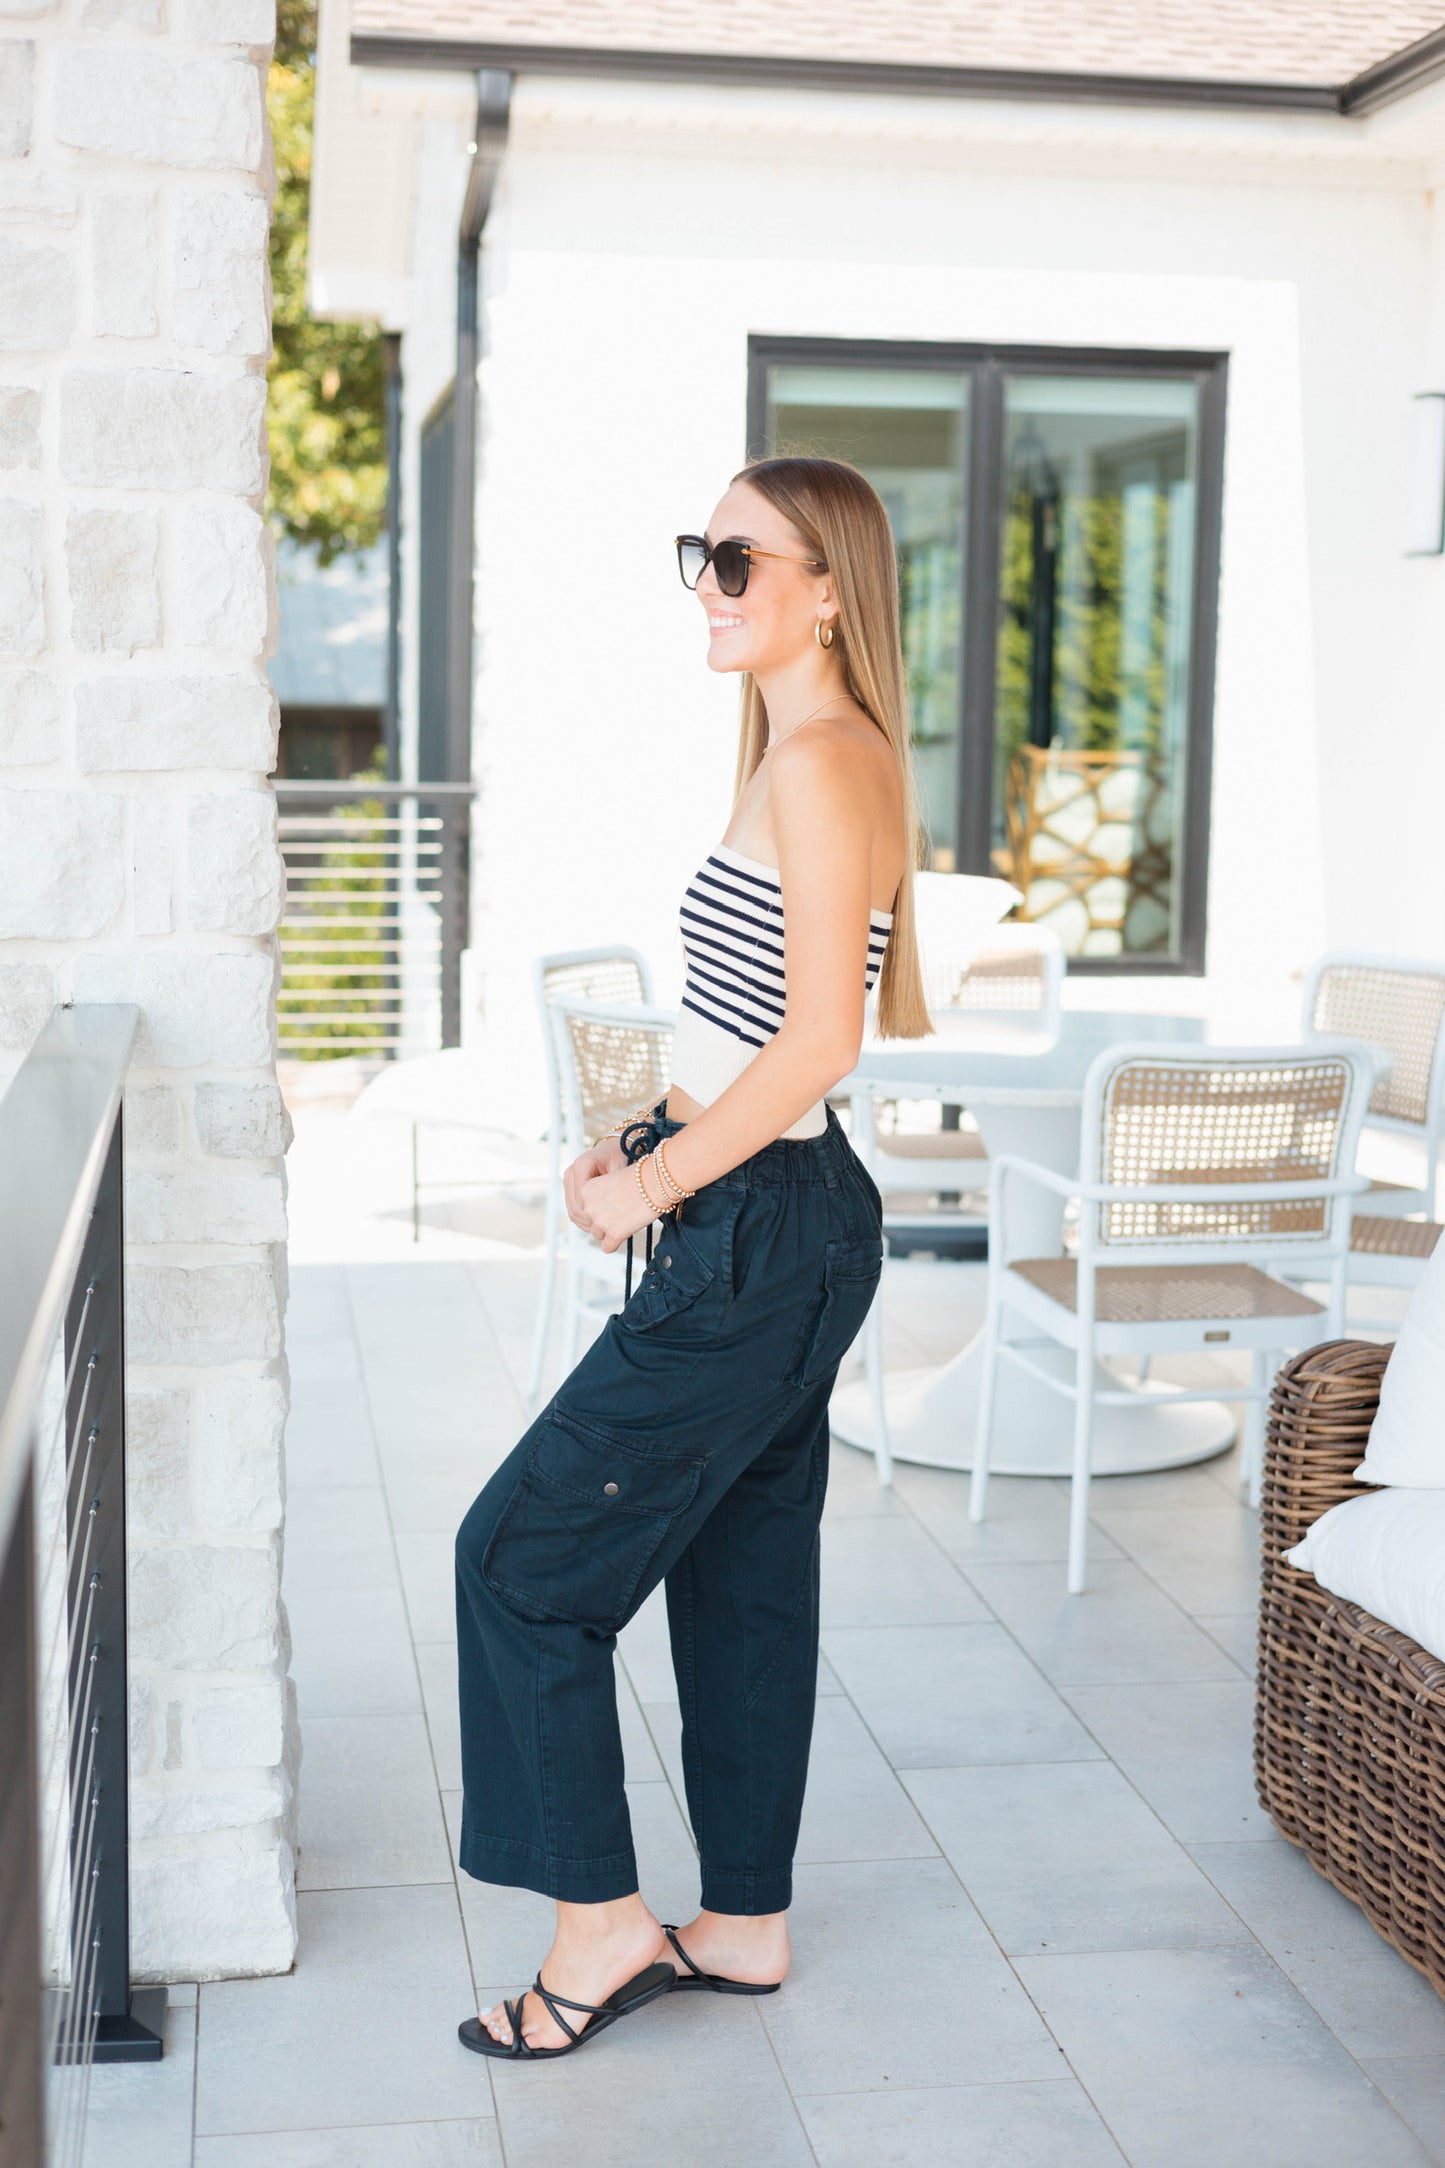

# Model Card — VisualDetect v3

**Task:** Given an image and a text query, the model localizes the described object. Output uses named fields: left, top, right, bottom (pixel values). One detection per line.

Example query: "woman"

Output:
left=454, top=454, right=933, bottom=2060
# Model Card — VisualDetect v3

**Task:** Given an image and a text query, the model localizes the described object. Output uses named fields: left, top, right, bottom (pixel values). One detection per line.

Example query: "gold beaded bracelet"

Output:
left=593, top=1100, right=663, bottom=1150
left=653, top=1137, right=695, bottom=1202
left=633, top=1158, right=668, bottom=1217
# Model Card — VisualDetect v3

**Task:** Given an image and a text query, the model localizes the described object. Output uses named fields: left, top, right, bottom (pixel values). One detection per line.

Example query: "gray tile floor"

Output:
left=86, top=1117, right=1445, bottom=2168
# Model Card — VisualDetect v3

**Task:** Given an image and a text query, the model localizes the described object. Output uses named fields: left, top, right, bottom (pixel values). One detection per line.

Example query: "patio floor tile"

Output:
left=283, top=1381, right=380, bottom=1487
left=285, top=1585, right=421, bottom=1718
left=393, top=1528, right=460, bottom=1643
left=1192, top=1840, right=1445, bottom=2059
left=820, top=1516, right=991, bottom=1627
left=194, top=2122, right=502, bottom=2166
left=962, top=1558, right=1244, bottom=1687
left=797, top=2078, right=1127, bottom=2166
left=195, top=1885, right=483, bottom=2135
left=80, top=1999, right=197, bottom=2168
left=1016, top=1944, right=1432, bottom=2167
left=414, top=1637, right=461, bottom=1789
left=282, top=1484, right=397, bottom=1595
left=893, top=1460, right=1126, bottom=1568
left=1060, top=1680, right=1275, bottom=1844
left=485, top=1994, right=814, bottom=2168
left=294, top=1713, right=453, bottom=1890
left=1363, top=2059, right=1445, bottom=2160
left=760, top=1856, right=1064, bottom=2094
left=1195, top=1613, right=1258, bottom=1672
left=1085, top=1504, right=1262, bottom=1615
left=902, top=1761, right=1252, bottom=1956
left=822, top=1620, right=1104, bottom=1768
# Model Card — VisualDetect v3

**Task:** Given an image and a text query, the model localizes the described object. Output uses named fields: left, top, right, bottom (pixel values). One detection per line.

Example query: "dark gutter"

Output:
left=351, top=27, right=1445, bottom=118
left=1341, top=23, right=1445, bottom=115
left=351, top=35, right=1343, bottom=112
left=448, top=66, right=511, bottom=787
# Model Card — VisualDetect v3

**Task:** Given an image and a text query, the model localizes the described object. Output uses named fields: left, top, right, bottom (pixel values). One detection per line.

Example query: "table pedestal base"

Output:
left=828, top=1342, right=1237, bottom=1477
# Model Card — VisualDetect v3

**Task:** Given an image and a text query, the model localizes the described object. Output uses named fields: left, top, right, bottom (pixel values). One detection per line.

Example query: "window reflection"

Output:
left=764, top=366, right=968, bottom=867
left=994, top=377, right=1198, bottom=958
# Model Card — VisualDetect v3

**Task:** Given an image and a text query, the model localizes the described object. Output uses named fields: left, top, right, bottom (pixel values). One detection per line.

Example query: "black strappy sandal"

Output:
left=457, top=1960, right=675, bottom=2060
left=662, top=1924, right=783, bottom=1997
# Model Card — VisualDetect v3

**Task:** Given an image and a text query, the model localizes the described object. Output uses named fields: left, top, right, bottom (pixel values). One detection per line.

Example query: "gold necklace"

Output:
left=763, top=693, right=850, bottom=755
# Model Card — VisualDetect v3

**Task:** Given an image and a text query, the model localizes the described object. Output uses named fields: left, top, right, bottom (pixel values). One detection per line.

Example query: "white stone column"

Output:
left=0, top=0, right=298, bottom=1977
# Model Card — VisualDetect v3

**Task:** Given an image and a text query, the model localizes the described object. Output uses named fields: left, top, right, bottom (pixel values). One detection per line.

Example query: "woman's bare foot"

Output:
left=480, top=1895, right=669, bottom=2052
left=666, top=1908, right=791, bottom=1987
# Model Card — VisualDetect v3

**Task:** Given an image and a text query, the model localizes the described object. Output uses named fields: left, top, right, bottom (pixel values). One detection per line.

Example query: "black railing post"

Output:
left=56, top=1112, right=163, bottom=2066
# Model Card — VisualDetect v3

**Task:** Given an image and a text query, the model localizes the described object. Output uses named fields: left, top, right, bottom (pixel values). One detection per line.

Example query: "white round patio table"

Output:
left=828, top=1009, right=1240, bottom=1477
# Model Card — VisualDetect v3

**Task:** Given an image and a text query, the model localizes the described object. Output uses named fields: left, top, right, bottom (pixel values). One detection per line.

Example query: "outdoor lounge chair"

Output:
left=1255, top=1339, right=1445, bottom=2005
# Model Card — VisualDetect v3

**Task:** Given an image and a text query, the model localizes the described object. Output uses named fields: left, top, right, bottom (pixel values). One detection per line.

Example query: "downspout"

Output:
left=449, top=66, right=512, bottom=782
left=381, top=330, right=402, bottom=779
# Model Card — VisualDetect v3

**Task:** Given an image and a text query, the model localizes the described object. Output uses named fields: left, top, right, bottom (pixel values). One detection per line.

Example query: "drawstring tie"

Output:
left=617, top=1113, right=667, bottom=1304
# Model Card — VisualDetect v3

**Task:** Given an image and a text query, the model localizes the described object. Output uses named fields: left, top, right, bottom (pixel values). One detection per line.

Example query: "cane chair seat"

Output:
left=1010, top=1256, right=1327, bottom=1325
left=1349, top=1214, right=1444, bottom=1261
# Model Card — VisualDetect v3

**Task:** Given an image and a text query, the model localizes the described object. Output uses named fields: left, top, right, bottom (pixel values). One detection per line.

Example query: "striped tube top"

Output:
left=671, top=841, right=894, bottom=1139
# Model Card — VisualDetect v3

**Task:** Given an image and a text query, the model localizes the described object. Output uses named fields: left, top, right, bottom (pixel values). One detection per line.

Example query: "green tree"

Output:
left=266, top=0, right=386, bottom=563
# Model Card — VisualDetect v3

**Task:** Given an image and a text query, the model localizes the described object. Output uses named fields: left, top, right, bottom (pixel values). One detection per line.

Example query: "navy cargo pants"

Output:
left=454, top=1098, right=883, bottom=1914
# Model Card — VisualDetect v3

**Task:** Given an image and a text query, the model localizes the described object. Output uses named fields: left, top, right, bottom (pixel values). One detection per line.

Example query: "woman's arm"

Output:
left=577, top=727, right=879, bottom=1250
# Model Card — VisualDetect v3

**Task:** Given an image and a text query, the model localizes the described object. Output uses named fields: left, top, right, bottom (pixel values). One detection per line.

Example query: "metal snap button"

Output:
left=660, top=1254, right=673, bottom=1268
left=603, top=1481, right=619, bottom=1496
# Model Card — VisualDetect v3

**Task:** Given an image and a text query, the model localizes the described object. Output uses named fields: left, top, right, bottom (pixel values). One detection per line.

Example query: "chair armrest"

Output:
left=1259, top=1340, right=1391, bottom=1558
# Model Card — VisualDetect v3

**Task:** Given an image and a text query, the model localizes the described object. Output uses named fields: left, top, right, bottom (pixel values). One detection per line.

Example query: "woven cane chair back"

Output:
left=1305, top=956, right=1445, bottom=1130
left=918, top=921, right=1062, bottom=1018
left=534, top=947, right=653, bottom=1133
left=1086, top=1048, right=1364, bottom=1253
left=558, top=1006, right=672, bottom=1149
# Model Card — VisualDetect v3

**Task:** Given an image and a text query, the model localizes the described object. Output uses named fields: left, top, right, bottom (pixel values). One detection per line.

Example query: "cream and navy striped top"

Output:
left=671, top=842, right=894, bottom=1139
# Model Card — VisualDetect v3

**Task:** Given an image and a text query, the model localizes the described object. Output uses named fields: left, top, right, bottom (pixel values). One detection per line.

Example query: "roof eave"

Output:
left=1340, top=22, right=1445, bottom=114
left=348, top=35, right=1352, bottom=114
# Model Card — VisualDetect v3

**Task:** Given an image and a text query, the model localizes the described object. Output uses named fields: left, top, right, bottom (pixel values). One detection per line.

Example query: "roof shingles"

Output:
left=349, top=0, right=1445, bottom=91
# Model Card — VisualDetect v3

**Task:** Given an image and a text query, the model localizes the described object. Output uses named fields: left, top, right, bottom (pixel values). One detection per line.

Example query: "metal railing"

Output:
left=0, top=1006, right=164, bottom=2168
left=275, top=782, right=474, bottom=1062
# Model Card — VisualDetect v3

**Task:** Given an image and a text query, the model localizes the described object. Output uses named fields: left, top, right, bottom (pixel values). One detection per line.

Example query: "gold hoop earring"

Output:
left=815, top=618, right=836, bottom=650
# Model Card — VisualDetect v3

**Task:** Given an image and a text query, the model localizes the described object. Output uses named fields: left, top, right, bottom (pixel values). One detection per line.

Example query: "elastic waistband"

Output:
left=624, top=1098, right=853, bottom=1188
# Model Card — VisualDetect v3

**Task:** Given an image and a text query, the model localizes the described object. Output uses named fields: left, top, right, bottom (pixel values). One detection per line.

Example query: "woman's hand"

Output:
left=577, top=1161, right=661, bottom=1254
left=563, top=1136, right=625, bottom=1231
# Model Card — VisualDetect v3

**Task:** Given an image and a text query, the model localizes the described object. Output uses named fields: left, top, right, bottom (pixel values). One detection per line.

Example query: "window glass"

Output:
left=994, top=374, right=1199, bottom=958
left=765, top=366, right=968, bottom=868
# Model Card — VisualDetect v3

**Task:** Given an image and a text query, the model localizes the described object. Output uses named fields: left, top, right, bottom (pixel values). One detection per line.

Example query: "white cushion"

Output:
left=1353, top=1229, right=1445, bottom=1485
left=1286, top=1488, right=1445, bottom=1662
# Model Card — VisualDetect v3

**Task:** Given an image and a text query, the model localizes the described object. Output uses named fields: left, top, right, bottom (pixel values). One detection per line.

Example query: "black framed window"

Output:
left=749, top=337, right=1227, bottom=973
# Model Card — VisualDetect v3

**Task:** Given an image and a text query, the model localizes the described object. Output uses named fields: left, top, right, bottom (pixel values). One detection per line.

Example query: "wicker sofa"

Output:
left=1256, top=1338, right=1445, bottom=1997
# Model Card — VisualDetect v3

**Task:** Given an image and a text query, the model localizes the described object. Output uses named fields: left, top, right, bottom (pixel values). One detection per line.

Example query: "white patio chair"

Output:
left=1302, top=950, right=1445, bottom=1221
left=533, top=994, right=675, bottom=1407
left=846, top=914, right=1058, bottom=1486
left=969, top=1043, right=1372, bottom=1593
left=524, top=947, right=655, bottom=1412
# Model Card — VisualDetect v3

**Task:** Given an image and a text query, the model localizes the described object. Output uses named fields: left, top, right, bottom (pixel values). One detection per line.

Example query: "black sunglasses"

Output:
left=675, top=533, right=827, bottom=598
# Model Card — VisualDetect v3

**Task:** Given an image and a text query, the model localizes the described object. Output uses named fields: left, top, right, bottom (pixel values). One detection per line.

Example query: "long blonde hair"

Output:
left=730, top=455, right=934, bottom=1042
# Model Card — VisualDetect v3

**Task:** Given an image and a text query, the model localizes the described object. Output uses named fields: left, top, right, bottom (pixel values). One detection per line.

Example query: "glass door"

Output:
left=993, top=375, right=1200, bottom=959
left=750, top=340, right=1222, bottom=969
left=762, top=365, right=969, bottom=868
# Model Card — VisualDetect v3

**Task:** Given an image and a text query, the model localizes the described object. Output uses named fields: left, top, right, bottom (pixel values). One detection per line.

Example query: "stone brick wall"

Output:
left=1, top=0, right=297, bottom=1978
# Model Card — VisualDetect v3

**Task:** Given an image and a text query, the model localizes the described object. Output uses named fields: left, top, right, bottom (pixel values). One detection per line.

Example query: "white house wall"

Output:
left=444, top=79, right=1440, bottom=1092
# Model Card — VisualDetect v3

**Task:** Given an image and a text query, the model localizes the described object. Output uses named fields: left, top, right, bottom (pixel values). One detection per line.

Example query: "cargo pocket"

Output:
left=785, top=1233, right=884, bottom=1392
left=617, top=1217, right=717, bottom=1336
left=481, top=1405, right=703, bottom=1633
